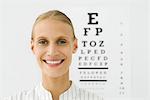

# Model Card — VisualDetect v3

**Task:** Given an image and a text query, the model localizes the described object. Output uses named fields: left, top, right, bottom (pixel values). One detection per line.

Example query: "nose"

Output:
left=46, top=43, right=59, bottom=56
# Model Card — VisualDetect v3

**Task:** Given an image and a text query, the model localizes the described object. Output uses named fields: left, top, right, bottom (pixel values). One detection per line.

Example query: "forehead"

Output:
left=33, top=19, right=73, bottom=39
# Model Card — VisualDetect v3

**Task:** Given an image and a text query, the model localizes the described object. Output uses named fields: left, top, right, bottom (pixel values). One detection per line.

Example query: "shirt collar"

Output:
left=35, top=81, right=77, bottom=100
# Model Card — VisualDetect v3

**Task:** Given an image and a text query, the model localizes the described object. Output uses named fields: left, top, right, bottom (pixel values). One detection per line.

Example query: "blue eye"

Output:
left=38, top=39, right=48, bottom=45
left=57, top=39, right=67, bottom=45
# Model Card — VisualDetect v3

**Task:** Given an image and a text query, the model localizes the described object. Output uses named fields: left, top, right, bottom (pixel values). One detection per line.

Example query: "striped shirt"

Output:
left=2, top=82, right=103, bottom=100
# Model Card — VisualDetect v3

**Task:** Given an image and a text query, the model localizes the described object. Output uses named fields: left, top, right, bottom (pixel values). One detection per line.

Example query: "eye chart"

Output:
left=0, top=0, right=149, bottom=99
left=71, top=3, right=131, bottom=99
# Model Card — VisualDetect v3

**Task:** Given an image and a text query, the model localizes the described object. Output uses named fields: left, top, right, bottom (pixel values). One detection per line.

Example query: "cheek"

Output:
left=34, top=47, right=44, bottom=59
left=62, top=46, right=73, bottom=56
left=64, top=48, right=73, bottom=61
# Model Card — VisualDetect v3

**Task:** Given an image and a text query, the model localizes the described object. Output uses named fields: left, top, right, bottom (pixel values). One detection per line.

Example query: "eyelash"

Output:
left=38, top=40, right=48, bottom=45
left=57, top=39, right=67, bottom=45
left=37, top=39, right=67, bottom=46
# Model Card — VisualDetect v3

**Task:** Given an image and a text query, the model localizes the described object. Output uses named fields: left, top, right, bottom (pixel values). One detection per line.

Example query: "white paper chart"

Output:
left=71, top=4, right=131, bottom=99
left=0, top=0, right=149, bottom=100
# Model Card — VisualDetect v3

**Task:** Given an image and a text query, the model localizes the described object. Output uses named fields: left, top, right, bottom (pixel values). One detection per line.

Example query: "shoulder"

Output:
left=2, top=91, right=27, bottom=100
left=70, top=83, right=103, bottom=100
left=77, top=87, right=103, bottom=100
left=1, top=88, right=37, bottom=100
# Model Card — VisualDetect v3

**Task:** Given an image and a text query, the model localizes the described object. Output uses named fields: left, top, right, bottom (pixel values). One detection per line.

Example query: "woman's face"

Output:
left=31, top=19, right=77, bottom=78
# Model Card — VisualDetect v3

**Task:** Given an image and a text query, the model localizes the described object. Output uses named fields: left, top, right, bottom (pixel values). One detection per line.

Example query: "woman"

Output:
left=3, top=10, right=102, bottom=100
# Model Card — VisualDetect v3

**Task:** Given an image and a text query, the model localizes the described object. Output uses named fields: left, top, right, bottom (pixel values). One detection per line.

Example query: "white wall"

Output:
left=0, top=0, right=149, bottom=100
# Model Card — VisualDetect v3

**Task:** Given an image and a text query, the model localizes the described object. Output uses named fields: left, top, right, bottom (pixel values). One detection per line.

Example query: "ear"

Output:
left=31, top=40, right=35, bottom=54
left=72, top=38, right=78, bottom=53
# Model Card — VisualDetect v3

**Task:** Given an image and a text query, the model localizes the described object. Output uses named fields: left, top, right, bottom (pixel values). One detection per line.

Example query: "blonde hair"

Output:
left=31, top=10, right=76, bottom=40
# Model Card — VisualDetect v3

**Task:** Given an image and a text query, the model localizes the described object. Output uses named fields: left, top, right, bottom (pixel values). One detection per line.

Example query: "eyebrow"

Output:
left=56, top=36, right=71, bottom=40
left=35, top=35, right=71, bottom=40
left=36, top=36, right=48, bottom=40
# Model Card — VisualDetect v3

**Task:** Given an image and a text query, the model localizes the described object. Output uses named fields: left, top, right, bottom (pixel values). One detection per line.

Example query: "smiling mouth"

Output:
left=43, top=59, right=64, bottom=67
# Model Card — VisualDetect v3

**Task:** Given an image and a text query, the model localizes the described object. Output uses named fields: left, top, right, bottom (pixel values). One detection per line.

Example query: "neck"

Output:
left=42, top=71, right=71, bottom=97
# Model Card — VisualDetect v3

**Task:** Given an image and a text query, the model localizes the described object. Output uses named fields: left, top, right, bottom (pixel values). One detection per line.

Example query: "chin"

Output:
left=42, top=68, right=69, bottom=78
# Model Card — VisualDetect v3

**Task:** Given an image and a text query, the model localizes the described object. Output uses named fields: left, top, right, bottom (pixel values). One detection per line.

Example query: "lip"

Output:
left=43, top=59, right=64, bottom=68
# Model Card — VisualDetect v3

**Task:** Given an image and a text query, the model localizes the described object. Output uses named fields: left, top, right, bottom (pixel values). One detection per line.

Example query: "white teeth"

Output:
left=45, top=60, right=62, bottom=64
